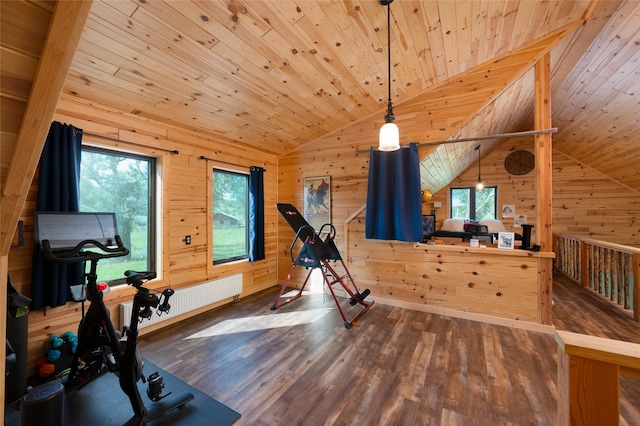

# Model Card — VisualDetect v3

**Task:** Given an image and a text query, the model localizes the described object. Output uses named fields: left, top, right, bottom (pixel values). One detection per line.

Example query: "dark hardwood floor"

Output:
left=139, top=274, right=640, bottom=425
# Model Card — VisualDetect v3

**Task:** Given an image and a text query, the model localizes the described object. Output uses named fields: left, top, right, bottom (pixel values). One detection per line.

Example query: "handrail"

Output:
left=558, top=233, right=640, bottom=255
left=555, top=330, right=640, bottom=425
left=555, top=233, right=640, bottom=321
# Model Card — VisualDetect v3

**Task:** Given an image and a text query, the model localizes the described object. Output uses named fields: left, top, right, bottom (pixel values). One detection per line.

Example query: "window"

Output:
left=79, top=147, right=156, bottom=283
left=212, top=169, right=249, bottom=264
left=450, top=186, right=497, bottom=221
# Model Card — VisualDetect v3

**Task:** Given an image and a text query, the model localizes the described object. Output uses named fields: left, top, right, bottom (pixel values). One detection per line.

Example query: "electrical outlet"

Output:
left=185, top=235, right=191, bottom=245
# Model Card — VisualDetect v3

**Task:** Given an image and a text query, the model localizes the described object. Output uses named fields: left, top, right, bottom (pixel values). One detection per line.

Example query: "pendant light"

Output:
left=378, top=0, right=400, bottom=151
left=475, top=145, right=484, bottom=191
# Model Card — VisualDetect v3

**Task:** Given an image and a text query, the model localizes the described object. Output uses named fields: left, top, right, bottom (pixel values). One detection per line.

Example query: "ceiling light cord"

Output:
left=475, top=145, right=484, bottom=191
left=384, top=1, right=394, bottom=124
left=378, top=0, right=400, bottom=151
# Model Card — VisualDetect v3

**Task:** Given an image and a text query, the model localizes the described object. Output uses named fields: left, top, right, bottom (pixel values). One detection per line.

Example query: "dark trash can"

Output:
left=20, top=381, right=65, bottom=426
left=6, top=274, right=31, bottom=404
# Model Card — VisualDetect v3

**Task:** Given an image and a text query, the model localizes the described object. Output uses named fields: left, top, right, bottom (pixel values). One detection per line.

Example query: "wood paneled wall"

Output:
left=427, top=137, right=539, bottom=238
left=428, top=138, right=640, bottom=247
left=7, top=95, right=278, bottom=374
left=278, top=129, right=640, bottom=319
left=551, top=153, right=640, bottom=246
left=8, top=96, right=639, bottom=375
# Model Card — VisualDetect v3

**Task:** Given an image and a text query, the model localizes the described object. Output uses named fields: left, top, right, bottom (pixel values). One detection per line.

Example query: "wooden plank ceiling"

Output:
left=3, top=0, right=640, bottom=196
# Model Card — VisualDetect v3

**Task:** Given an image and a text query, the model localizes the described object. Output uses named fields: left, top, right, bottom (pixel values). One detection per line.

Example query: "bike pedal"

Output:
left=147, top=371, right=170, bottom=402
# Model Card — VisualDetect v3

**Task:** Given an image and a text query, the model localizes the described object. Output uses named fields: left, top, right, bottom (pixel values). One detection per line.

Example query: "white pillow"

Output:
left=480, top=219, right=506, bottom=234
left=440, top=218, right=465, bottom=232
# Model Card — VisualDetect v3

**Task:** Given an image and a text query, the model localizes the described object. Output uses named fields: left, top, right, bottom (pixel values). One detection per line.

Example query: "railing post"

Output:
left=555, top=331, right=640, bottom=425
left=580, top=240, right=588, bottom=288
left=539, top=257, right=553, bottom=325
left=557, top=343, right=570, bottom=426
left=567, top=357, right=620, bottom=424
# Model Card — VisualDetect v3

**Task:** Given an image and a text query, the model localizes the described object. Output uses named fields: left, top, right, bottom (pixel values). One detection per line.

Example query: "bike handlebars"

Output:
left=42, top=235, right=129, bottom=264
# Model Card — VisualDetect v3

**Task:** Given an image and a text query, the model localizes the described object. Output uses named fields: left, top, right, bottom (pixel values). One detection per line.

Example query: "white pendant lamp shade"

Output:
left=379, top=122, right=400, bottom=151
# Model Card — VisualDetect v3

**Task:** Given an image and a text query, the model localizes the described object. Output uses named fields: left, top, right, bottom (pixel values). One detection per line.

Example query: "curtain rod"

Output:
left=356, top=128, right=557, bottom=153
left=199, top=155, right=266, bottom=172
left=77, top=130, right=179, bottom=154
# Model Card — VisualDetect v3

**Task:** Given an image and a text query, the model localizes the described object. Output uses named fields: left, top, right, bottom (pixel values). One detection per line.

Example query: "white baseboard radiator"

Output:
left=120, top=273, right=243, bottom=330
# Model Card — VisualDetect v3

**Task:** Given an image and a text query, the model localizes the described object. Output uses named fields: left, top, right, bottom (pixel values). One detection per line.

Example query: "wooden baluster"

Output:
left=590, top=244, right=595, bottom=290
left=580, top=240, right=589, bottom=288
left=568, top=239, right=573, bottom=278
left=634, top=253, right=640, bottom=322
left=595, top=246, right=602, bottom=295
left=567, top=238, right=572, bottom=277
left=564, top=238, right=569, bottom=276
left=623, top=253, right=630, bottom=310
left=607, top=249, right=615, bottom=301
left=591, top=245, right=596, bottom=291
left=586, top=244, right=595, bottom=288
left=619, top=252, right=625, bottom=306
left=575, top=239, right=580, bottom=280
left=603, top=247, right=609, bottom=297
left=563, top=238, right=568, bottom=275
left=616, top=252, right=623, bottom=307
left=611, top=250, right=618, bottom=303
left=559, top=237, right=565, bottom=273
left=603, top=247, right=608, bottom=296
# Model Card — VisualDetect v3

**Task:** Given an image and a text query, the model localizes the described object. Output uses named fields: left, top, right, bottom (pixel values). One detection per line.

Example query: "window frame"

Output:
left=79, top=145, right=157, bottom=285
left=450, top=185, right=498, bottom=221
left=211, top=167, right=250, bottom=266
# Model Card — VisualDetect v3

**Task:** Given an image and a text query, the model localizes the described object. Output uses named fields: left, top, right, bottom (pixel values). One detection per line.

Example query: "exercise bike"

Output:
left=38, top=213, right=193, bottom=425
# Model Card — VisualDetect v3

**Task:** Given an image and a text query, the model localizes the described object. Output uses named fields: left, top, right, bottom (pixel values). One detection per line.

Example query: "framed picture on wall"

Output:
left=514, top=214, right=527, bottom=228
left=502, top=204, right=515, bottom=218
left=303, top=176, right=331, bottom=231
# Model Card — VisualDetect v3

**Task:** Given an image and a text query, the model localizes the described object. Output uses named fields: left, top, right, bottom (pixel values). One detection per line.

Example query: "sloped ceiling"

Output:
left=63, top=0, right=588, bottom=152
left=64, top=0, right=640, bottom=193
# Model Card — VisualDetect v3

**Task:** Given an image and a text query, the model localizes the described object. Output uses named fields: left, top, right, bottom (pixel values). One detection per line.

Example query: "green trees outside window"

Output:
left=450, top=186, right=497, bottom=220
left=212, top=169, right=249, bottom=264
left=80, top=147, right=155, bottom=282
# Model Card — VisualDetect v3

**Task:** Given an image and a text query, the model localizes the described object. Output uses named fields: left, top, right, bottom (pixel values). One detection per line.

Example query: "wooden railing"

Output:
left=555, top=234, right=640, bottom=322
left=555, top=330, right=640, bottom=425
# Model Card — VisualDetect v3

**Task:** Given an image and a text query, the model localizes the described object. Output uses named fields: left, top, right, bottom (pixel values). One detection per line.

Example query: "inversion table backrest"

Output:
left=276, top=203, right=333, bottom=262
left=276, top=203, right=316, bottom=243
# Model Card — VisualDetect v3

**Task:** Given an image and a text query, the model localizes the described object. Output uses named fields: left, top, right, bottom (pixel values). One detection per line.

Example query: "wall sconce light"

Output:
left=378, top=0, right=400, bottom=151
left=475, top=145, right=484, bottom=192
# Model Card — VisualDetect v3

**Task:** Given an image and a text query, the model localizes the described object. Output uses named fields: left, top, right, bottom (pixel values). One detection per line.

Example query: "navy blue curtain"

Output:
left=249, top=166, right=265, bottom=261
left=366, top=143, right=422, bottom=242
left=31, top=122, right=84, bottom=310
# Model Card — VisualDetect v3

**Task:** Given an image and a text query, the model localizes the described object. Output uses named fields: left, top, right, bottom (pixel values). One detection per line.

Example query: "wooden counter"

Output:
left=345, top=236, right=555, bottom=327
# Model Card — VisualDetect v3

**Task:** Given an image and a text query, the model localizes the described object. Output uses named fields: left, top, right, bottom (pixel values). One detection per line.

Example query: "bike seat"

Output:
left=124, top=270, right=157, bottom=285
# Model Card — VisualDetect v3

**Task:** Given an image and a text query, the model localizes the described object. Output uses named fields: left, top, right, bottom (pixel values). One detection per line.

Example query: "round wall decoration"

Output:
left=504, top=150, right=535, bottom=175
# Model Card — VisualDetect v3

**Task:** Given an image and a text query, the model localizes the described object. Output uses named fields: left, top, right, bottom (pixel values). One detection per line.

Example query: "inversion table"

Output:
left=271, top=203, right=373, bottom=328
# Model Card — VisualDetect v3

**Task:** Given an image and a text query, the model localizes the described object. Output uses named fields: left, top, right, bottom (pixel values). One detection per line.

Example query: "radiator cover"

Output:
left=120, top=273, right=242, bottom=330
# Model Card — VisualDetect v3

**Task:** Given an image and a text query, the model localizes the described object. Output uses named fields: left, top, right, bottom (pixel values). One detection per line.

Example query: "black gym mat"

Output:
left=4, top=359, right=240, bottom=425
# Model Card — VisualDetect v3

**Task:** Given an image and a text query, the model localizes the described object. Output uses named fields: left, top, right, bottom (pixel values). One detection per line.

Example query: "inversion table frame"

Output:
left=271, top=203, right=373, bottom=329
